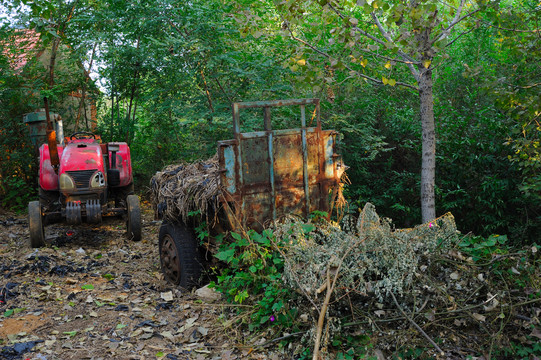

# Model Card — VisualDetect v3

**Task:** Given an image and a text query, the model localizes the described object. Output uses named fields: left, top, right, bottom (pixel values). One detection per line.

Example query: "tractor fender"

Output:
left=39, top=144, right=64, bottom=191
left=108, top=142, right=133, bottom=187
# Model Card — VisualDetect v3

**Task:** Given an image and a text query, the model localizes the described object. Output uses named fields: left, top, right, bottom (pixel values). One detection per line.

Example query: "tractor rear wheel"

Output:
left=158, top=222, right=202, bottom=289
left=39, top=188, right=61, bottom=224
left=126, top=194, right=141, bottom=241
left=28, top=201, right=45, bottom=248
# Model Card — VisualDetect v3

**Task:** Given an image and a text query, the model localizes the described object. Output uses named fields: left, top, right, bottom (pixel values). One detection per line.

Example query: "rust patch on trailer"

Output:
left=218, top=99, right=341, bottom=232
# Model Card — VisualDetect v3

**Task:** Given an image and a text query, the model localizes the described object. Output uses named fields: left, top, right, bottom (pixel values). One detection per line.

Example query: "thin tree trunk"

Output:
left=125, top=37, right=140, bottom=143
left=116, top=94, right=120, bottom=136
left=75, top=42, right=97, bottom=131
left=200, top=67, right=214, bottom=113
left=419, top=68, right=436, bottom=223
left=111, top=58, right=115, bottom=139
left=129, top=98, right=138, bottom=144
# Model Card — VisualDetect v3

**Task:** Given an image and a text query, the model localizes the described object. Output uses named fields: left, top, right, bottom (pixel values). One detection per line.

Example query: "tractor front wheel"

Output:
left=158, top=222, right=202, bottom=289
left=28, top=201, right=45, bottom=248
left=126, top=194, right=141, bottom=241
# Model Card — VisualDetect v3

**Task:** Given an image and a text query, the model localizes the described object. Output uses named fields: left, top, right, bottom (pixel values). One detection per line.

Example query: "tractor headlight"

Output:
left=59, top=173, right=75, bottom=190
left=90, top=171, right=105, bottom=188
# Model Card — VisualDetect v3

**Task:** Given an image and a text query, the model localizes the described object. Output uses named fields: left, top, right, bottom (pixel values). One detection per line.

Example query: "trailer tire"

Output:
left=28, top=201, right=45, bottom=248
left=159, top=222, right=202, bottom=289
left=126, top=195, right=141, bottom=241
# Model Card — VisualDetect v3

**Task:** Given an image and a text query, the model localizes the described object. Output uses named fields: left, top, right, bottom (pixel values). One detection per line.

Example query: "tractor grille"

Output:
left=66, top=169, right=97, bottom=189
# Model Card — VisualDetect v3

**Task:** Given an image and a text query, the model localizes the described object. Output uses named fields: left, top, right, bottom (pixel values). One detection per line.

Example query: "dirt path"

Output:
left=0, top=202, right=279, bottom=360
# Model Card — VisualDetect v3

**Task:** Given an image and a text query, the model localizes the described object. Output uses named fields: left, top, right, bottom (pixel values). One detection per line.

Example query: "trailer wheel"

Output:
left=28, top=201, right=45, bottom=248
left=126, top=195, right=141, bottom=241
left=159, top=222, right=202, bottom=289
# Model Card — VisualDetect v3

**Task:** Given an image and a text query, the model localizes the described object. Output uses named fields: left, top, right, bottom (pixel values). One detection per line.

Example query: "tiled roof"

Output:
left=3, top=29, right=42, bottom=71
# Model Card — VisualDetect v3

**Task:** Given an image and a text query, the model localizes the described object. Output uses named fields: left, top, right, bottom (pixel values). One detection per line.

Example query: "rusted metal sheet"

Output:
left=218, top=98, right=340, bottom=232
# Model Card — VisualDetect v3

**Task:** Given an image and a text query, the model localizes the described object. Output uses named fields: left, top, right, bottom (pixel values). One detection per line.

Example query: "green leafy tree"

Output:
left=234, top=0, right=491, bottom=222
left=486, top=1, right=541, bottom=201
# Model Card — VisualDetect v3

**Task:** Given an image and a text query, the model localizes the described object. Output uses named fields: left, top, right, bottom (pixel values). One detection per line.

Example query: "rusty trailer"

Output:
left=158, top=98, right=343, bottom=288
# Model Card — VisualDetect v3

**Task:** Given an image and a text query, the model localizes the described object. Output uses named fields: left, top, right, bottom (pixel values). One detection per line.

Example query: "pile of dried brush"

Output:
left=150, top=155, right=222, bottom=224
left=270, top=204, right=541, bottom=359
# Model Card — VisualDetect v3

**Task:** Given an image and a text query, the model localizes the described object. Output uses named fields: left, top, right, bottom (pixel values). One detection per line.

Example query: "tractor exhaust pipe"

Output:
left=44, top=97, right=60, bottom=173
left=55, top=115, right=64, bottom=146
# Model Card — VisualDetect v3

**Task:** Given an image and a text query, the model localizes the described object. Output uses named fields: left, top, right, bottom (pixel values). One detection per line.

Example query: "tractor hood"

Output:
left=59, top=139, right=105, bottom=173
left=57, top=139, right=106, bottom=194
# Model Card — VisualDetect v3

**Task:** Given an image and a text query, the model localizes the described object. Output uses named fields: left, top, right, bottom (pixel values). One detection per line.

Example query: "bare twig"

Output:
left=312, top=211, right=369, bottom=360
left=390, top=291, right=445, bottom=356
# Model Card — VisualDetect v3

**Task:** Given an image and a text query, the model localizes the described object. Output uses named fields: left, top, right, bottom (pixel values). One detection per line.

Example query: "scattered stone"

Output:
left=195, top=285, right=221, bottom=302
left=160, top=291, right=174, bottom=302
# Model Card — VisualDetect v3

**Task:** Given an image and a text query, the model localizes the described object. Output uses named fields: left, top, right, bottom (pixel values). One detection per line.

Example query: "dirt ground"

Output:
left=0, top=202, right=282, bottom=360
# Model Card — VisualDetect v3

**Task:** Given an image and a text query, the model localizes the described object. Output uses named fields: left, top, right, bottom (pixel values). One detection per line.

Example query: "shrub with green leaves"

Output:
left=210, top=229, right=298, bottom=331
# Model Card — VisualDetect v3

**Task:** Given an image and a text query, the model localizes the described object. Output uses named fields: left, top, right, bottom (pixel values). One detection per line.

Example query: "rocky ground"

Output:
left=0, top=202, right=281, bottom=360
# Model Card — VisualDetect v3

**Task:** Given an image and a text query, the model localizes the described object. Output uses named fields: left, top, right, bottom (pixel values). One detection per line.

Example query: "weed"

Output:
left=1, top=176, right=35, bottom=212
left=458, top=234, right=509, bottom=262
left=210, top=229, right=298, bottom=331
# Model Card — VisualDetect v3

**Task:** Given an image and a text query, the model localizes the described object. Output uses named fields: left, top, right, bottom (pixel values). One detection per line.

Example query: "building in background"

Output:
left=3, top=29, right=98, bottom=133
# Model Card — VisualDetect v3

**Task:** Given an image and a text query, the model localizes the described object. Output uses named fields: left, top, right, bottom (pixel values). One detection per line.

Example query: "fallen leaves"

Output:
left=0, top=207, right=286, bottom=359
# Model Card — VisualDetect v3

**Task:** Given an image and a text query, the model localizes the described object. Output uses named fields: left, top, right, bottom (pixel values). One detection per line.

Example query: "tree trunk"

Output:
left=418, top=68, right=436, bottom=223
left=75, top=42, right=97, bottom=131
left=126, top=37, right=140, bottom=143
left=111, top=58, right=115, bottom=139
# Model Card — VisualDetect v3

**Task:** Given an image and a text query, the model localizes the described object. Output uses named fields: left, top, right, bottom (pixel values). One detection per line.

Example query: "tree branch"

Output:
left=356, top=47, right=420, bottom=66
left=328, top=3, right=387, bottom=46
left=371, top=12, right=420, bottom=81
left=391, top=291, right=445, bottom=356
left=433, top=0, right=481, bottom=44
left=286, top=26, right=418, bottom=91
left=482, top=20, right=541, bottom=33
left=438, top=8, right=482, bottom=41
left=444, top=26, right=477, bottom=48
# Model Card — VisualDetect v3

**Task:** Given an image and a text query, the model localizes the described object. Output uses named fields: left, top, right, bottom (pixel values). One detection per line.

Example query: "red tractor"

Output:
left=28, top=129, right=141, bottom=248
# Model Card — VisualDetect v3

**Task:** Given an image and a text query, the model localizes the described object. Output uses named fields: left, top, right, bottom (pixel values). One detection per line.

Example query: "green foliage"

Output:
left=2, top=308, right=25, bottom=318
left=0, top=35, right=39, bottom=208
left=497, top=336, right=541, bottom=360
left=459, top=233, right=541, bottom=291
left=326, top=87, right=422, bottom=226
left=0, top=176, right=35, bottom=211
left=458, top=234, right=509, bottom=262
left=332, top=333, right=374, bottom=360
left=211, top=229, right=298, bottom=331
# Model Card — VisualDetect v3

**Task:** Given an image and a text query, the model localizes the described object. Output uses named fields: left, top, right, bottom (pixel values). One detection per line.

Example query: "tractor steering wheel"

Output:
left=69, top=131, right=97, bottom=140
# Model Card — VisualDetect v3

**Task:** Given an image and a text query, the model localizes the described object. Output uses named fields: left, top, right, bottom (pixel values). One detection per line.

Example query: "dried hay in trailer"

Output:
left=150, top=154, right=221, bottom=225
